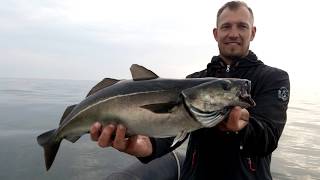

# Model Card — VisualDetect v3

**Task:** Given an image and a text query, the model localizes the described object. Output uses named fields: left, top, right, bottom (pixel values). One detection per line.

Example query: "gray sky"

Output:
left=1, top=0, right=319, bottom=90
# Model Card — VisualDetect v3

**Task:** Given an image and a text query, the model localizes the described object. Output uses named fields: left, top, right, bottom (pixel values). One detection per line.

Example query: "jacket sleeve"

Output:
left=240, top=68, right=290, bottom=156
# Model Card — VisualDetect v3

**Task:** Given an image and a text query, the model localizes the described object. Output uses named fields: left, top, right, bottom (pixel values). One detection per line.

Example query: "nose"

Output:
left=228, top=27, right=240, bottom=39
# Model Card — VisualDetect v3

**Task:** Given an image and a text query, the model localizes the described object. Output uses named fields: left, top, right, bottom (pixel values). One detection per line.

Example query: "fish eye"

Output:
left=221, top=81, right=231, bottom=91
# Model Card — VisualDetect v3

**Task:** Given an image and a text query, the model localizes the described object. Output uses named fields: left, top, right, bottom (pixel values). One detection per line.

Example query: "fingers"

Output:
left=228, top=107, right=249, bottom=131
left=228, top=106, right=242, bottom=123
left=218, top=106, right=249, bottom=132
left=90, top=123, right=153, bottom=157
left=128, top=135, right=153, bottom=157
left=90, top=122, right=128, bottom=150
left=112, top=124, right=128, bottom=152
left=98, top=124, right=116, bottom=147
left=90, top=122, right=102, bottom=141
left=240, top=108, right=249, bottom=122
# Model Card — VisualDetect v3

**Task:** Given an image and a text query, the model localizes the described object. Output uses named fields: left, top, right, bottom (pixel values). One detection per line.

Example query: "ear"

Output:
left=250, top=26, right=256, bottom=41
left=213, top=28, right=218, bottom=41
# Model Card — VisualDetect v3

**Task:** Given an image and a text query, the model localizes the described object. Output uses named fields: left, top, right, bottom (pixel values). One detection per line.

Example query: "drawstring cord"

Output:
left=247, top=157, right=256, bottom=172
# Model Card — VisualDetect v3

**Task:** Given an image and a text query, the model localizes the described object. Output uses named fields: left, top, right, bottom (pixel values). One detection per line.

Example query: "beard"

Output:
left=218, top=44, right=249, bottom=62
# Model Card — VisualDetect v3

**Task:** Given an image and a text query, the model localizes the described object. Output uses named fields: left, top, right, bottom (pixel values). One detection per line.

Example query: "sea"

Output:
left=0, top=78, right=319, bottom=180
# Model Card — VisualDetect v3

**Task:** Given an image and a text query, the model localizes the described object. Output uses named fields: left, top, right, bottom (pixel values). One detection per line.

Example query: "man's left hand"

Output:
left=218, top=106, right=249, bottom=132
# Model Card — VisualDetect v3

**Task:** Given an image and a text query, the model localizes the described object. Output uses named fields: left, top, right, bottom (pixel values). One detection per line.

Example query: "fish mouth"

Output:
left=188, top=104, right=231, bottom=128
left=239, top=94, right=256, bottom=108
left=238, top=80, right=255, bottom=107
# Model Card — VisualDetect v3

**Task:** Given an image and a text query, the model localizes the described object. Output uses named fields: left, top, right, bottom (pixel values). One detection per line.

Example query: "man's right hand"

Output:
left=90, top=122, right=153, bottom=158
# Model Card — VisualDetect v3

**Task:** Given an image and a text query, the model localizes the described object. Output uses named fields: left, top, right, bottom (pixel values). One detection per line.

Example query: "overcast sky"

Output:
left=1, top=0, right=319, bottom=91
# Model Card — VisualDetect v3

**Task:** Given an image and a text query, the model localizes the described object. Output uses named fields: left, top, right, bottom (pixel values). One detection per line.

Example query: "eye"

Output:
left=221, top=81, right=232, bottom=91
left=220, top=24, right=231, bottom=30
left=238, top=23, right=249, bottom=30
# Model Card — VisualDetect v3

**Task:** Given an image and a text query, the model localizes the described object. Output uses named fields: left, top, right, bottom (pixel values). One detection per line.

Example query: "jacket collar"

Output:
left=207, top=50, right=263, bottom=74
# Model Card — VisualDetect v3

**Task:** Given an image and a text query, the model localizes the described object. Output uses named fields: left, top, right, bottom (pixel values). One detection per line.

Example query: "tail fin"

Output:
left=37, top=129, right=62, bottom=171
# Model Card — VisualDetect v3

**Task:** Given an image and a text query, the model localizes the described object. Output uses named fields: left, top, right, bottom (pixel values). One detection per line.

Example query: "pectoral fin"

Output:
left=140, top=101, right=178, bottom=113
left=171, top=131, right=189, bottom=147
left=65, top=135, right=81, bottom=143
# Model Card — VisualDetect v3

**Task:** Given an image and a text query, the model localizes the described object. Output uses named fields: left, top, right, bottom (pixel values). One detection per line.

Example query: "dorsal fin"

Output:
left=130, top=64, right=159, bottom=81
left=59, top=104, right=77, bottom=125
left=86, top=78, right=120, bottom=97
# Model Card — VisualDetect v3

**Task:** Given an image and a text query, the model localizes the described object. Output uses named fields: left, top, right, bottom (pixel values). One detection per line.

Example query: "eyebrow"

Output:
left=238, top=22, right=249, bottom=26
left=220, top=21, right=250, bottom=27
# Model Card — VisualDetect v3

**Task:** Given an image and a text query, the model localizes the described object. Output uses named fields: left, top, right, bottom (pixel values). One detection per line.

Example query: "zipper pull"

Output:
left=226, top=65, right=231, bottom=72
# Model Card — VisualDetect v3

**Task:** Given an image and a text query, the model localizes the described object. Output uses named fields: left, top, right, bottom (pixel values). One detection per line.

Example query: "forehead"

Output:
left=217, top=6, right=253, bottom=26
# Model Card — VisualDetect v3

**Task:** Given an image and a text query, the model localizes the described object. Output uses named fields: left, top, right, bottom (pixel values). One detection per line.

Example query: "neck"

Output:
left=219, top=51, right=250, bottom=65
left=219, top=55, right=233, bottom=65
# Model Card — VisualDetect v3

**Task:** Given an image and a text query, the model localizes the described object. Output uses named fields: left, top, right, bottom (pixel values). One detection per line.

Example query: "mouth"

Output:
left=238, top=80, right=255, bottom=107
left=239, top=94, right=256, bottom=107
left=224, top=42, right=241, bottom=45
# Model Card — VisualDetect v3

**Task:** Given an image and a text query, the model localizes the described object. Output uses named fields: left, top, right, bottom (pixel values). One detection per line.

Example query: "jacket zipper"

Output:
left=226, top=65, right=231, bottom=72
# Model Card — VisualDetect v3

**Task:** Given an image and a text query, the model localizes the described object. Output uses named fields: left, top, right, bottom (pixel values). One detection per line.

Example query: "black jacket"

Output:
left=140, top=51, right=290, bottom=180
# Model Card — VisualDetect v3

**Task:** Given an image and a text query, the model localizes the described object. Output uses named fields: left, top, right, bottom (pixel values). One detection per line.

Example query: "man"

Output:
left=90, top=1, right=290, bottom=179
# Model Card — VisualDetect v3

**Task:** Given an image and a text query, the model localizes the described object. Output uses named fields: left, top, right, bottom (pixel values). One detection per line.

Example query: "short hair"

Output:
left=216, top=1, right=254, bottom=25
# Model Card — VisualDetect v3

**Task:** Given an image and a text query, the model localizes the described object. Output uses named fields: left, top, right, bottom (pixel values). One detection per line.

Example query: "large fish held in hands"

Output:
left=37, top=64, right=255, bottom=170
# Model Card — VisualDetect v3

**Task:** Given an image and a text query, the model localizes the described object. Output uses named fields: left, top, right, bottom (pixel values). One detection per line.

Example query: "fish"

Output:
left=37, top=64, right=255, bottom=170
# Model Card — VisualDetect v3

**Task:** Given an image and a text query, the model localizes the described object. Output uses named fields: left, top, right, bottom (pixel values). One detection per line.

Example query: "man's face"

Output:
left=213, top=6, right=256, bottom=60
